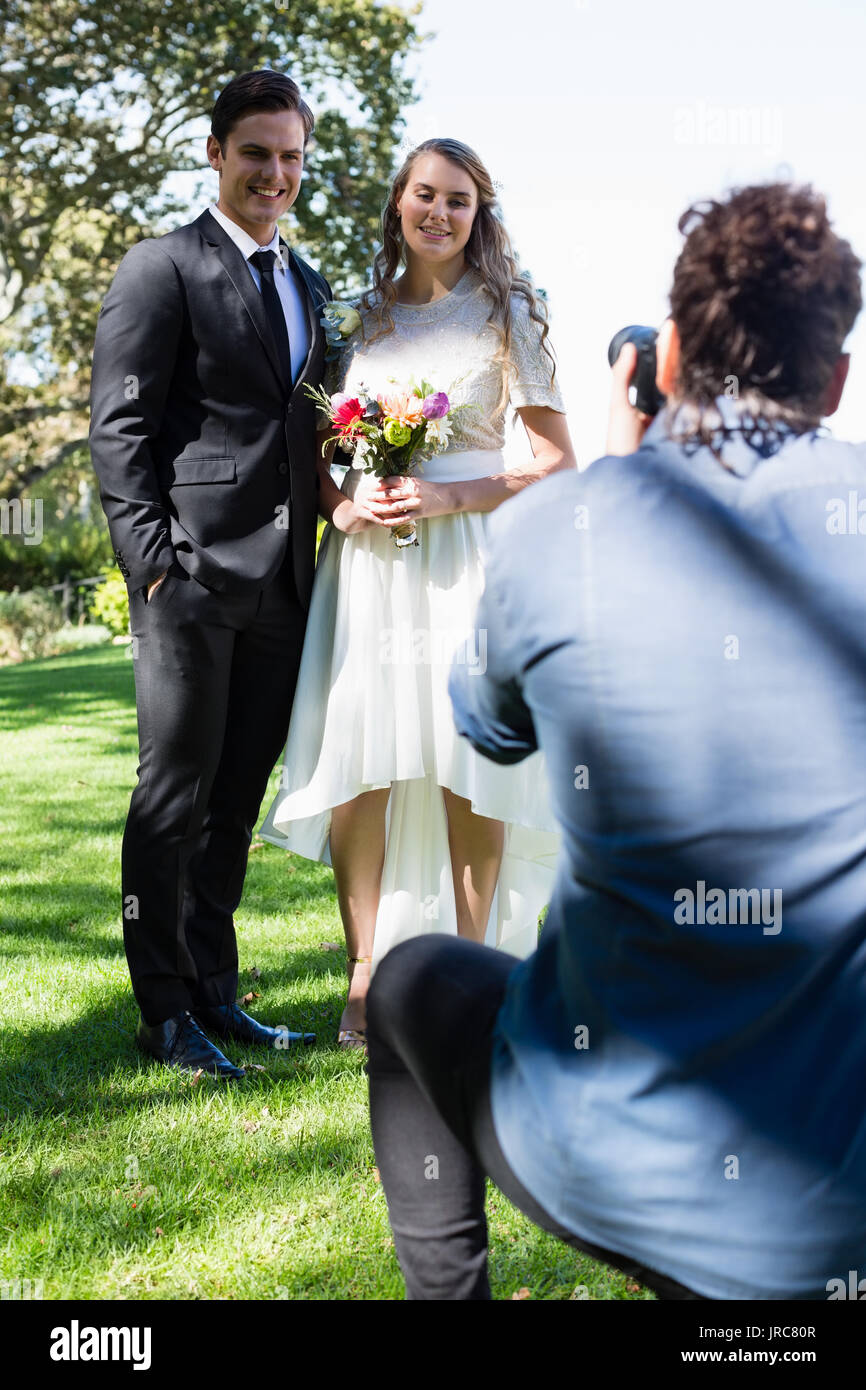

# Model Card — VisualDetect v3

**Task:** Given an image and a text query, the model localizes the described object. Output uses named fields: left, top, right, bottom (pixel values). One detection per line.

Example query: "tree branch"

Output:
left=0, top=400, right=89, bottom=438
left=2, top=437, right=89, bottom=501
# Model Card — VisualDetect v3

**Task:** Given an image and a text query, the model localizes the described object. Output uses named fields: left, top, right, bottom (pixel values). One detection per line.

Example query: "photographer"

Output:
left=365, top=181, right=866, bottom=1300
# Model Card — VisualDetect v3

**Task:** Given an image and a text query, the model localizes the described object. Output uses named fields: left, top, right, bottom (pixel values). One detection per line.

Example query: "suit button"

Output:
left=277, top=462, right=288, bottom=474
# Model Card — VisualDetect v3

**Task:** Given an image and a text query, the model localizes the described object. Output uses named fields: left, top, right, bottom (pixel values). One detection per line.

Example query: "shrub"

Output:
left=90, top=568, right=130, bottom=638
left=0, top=587, right=63, bottom=662
left=0, top=461, right=114, bottom=592
left=49, top=624, right=113, bottom=654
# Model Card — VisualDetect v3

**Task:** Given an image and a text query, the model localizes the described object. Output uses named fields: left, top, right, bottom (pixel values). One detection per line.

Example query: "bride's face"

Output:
left=395, top=153, right=479, bottom=266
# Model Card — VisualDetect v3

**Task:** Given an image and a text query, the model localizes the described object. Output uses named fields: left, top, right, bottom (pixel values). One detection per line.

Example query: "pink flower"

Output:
left=421, top=391, right=450, bottom=420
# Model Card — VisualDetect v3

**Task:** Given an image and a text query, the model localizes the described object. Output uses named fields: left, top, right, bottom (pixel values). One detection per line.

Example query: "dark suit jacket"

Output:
left=89, top=209, right=330, bottom=608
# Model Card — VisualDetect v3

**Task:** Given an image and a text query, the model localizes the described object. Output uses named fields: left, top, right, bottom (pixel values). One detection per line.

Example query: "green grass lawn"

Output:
left=0, top=645, right=651, bottom=1301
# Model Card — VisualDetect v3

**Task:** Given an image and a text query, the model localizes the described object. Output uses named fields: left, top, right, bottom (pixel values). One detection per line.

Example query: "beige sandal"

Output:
left=337, top=956, right=371, bottom=1050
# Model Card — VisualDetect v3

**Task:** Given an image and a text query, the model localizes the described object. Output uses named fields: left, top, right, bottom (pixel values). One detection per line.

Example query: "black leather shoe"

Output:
left=193, top=1002, right=315, bottom=1049
left=135, top=1012, right=245, bottom=1079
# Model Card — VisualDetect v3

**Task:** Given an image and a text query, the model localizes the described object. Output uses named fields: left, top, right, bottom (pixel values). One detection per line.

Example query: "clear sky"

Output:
left=400, top=0, right=866, bottom=464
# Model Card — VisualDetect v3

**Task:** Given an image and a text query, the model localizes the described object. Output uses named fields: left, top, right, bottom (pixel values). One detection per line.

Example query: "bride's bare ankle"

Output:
left=339, top=987, right=368, bottom=1033
left=345, top=953, right=372, bottom=998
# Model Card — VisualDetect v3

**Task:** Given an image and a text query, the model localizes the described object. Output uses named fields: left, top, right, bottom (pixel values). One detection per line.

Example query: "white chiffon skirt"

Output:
left=258, top=448, right=560, bottom=966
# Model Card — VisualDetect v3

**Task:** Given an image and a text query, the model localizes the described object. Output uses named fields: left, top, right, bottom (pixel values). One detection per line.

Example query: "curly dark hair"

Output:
left=667, top=182, right=862, bottom=458
left=361, top=138, right=555, bottom=413
left=211, top=70, right=314, bottom=150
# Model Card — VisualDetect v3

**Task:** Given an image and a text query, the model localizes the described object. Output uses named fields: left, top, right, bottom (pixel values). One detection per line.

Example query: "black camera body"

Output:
left=607, top=325, right=667, bottom=418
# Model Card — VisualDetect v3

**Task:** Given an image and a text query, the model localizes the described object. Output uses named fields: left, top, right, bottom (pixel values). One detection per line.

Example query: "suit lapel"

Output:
left=197, top=211, right=286, bottom=393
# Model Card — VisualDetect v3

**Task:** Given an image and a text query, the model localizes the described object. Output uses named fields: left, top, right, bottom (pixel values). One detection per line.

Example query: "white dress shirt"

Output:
left=208, top=203, right=311, bottom=385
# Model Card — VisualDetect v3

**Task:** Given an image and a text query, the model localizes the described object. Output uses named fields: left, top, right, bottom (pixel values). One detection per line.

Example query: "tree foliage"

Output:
left=0, top=0, right=425, bottom=563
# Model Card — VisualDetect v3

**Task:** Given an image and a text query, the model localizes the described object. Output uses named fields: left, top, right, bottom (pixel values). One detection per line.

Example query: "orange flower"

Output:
left=377, top=388, right=425, bottom=428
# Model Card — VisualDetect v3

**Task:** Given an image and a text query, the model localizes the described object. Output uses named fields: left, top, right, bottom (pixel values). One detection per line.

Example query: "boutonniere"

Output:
left=319, top=300, right=362, bottom=359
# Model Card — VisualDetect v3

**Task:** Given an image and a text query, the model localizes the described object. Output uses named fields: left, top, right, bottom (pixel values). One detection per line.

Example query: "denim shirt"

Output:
left=449, top=399, right=866, bottom=1299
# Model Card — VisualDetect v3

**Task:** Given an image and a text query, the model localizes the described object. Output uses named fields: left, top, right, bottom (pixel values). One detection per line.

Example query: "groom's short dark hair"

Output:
left=211, top=70, right=315, bottom=149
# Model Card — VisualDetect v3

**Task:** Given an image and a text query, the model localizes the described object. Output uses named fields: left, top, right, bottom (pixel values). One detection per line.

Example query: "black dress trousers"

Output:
left=122, top=555, right=306, bottom=1025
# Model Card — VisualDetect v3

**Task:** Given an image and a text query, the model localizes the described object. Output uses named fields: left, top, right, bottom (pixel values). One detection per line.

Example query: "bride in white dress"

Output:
left=259, top=138, right=576, bottom=1045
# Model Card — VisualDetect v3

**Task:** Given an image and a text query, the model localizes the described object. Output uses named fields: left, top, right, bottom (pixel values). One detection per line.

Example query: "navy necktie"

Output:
left=250, top=249, right=292, bottom=389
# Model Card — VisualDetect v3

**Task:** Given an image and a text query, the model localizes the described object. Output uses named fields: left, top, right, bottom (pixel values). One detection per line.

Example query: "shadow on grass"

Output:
left=0, top=647, right=135, bottom=731
left=251, top=942, right=348, bottom=987
left=0, top=991, right=181, bottom=1119
left=0, top=814, right=128, bottom=844
left=0, top=879, right=123, bottom=954
left=0, top=836, right=337, bottom=953
left=0, top=922, right=124, bottom=961
left=0, top=979, right=365, bottom=1126
left=243, top=853, right=340, bottom=913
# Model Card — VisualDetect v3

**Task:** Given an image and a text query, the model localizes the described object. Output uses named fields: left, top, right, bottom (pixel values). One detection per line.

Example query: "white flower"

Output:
left=351, top=436, right=372, bottom=469
left=424, top=415, right=453, bottom=450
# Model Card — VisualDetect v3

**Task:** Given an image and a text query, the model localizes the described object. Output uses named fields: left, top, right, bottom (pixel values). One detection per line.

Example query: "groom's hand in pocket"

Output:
left=146, top=570, right=169, bottom=602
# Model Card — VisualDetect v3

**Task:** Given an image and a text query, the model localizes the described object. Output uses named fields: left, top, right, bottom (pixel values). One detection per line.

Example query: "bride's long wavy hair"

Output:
left=360, top=138, right=556, bottom=412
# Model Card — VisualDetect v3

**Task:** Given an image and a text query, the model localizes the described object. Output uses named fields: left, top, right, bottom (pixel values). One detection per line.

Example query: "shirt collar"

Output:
left=641, top=393, right=802, bottom=475
left=207, top=203, right=287, bottom=269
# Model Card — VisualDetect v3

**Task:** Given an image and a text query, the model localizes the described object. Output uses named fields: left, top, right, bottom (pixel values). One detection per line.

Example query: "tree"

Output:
left=0, top=0, right=425, bottom=545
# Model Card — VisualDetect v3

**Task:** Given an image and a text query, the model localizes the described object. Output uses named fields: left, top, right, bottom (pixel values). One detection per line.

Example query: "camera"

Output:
left=607, top=325, right=667, bottom=418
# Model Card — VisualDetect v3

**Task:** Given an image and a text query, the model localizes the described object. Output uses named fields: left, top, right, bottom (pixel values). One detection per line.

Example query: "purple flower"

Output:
left=421, top=391, right=450, bottom=420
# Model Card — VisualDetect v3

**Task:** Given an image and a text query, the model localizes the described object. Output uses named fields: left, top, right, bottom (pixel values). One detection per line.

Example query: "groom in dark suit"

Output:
left=89, top=71, right=330, bottom=1078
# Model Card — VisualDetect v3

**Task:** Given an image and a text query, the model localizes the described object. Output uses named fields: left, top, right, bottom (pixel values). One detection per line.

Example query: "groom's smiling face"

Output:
left=206, top=109, right=307, bottom=243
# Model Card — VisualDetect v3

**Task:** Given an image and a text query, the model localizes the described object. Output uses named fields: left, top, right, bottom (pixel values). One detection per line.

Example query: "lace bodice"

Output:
left=325, top=269, right=566, bottom=454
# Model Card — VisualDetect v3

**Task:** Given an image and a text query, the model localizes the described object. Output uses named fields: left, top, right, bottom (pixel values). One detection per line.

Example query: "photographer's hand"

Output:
left=605, top=341, right=654, bottom=456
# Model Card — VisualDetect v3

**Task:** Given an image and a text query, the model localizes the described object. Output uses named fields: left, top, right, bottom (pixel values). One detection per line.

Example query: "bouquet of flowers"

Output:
left=305, top=378, right=459, bottom=548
